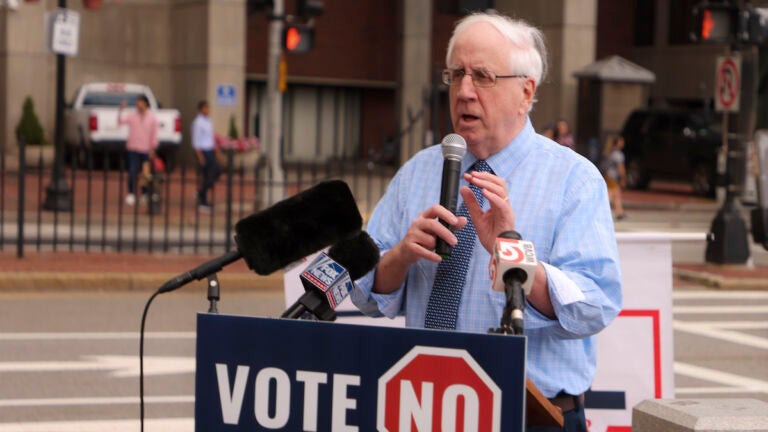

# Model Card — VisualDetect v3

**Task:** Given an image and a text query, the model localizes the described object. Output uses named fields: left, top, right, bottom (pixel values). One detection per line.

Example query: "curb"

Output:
left=0, top=271, right=286, bottom=293
left=673, top=267, right=768, bottom=290
left=625, top=200, right=717, bottom=212
left=3, top=268, right=764, bottom=292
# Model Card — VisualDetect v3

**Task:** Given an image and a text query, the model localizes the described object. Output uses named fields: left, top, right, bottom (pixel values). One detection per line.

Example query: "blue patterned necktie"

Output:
left=424, top=160, right=492, bottom=329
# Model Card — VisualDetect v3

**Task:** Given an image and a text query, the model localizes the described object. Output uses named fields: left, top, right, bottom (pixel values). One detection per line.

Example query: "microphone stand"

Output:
left=489, top=276, right=525, bottom=336
left=207, top=273, right=220, bottom=314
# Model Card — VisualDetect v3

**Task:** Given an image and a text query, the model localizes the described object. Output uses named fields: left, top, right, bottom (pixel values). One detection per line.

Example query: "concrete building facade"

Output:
left=1, top=0, right=764, bottom=166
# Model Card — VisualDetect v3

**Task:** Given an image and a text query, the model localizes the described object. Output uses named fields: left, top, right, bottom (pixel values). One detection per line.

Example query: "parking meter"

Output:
left=751, top=130, right=768, bottom=250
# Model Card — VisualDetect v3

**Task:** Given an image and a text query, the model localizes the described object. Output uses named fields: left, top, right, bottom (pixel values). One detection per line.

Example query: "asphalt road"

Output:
left=0, top=291, right=285, bottom=431
left=0, top=286, right=766, bottom=431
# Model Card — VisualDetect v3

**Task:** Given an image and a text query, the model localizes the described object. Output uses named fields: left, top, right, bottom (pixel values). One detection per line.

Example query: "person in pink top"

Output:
left=119, top=95, right=159, bottom=206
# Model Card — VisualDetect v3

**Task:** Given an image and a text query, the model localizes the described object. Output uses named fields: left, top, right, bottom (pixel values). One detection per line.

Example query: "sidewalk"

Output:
left=623, top=182, right=717, bottom=211
left=674, top=263, right=768, bottom=290
left=0, top=251, right=284, bottom=293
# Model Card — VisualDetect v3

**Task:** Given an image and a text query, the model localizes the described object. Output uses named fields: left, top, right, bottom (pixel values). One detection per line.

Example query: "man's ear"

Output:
left=521, top=78, right=537, bottom=114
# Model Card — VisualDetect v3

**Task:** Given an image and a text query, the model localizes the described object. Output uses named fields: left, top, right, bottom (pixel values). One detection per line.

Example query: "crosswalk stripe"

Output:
left=0, top=418, right=193, bottom=432
left=673, top=305, right=768, bottom=314
left=675, top=362, right=768, bottom=393
left=673, top=290, right=768, bottom=300
left=0, top=395, right=193, bottom=407
left=0, top=332, right=195, bottom=341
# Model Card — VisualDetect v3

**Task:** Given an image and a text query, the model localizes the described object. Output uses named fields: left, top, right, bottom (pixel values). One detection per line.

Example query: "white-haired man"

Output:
left=352, top=11, right=622, bottom=431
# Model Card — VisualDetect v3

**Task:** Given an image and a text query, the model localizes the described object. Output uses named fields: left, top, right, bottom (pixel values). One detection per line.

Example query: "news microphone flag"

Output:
left=282, top=230, right=380, bottom=321
left=489, top=235, right=538, bottom=296
left=300, top=253, right=352, bottom=309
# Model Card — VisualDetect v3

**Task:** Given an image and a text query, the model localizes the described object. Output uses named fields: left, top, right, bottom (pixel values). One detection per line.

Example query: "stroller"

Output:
left=141, top=157, right=166, bottom=215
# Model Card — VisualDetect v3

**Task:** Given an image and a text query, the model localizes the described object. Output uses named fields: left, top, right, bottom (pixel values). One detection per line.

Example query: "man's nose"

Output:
left=456, top=74, right=477, bottom=99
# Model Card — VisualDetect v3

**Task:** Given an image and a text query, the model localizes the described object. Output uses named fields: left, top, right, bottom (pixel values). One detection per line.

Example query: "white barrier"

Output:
left=283, top=231, right=705, bottom=431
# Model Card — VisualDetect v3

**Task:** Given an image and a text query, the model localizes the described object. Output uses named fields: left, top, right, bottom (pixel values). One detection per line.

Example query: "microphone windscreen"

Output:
left=234, top=180, right=363, bottom=275
left=327, top=230, right=380, bottom=280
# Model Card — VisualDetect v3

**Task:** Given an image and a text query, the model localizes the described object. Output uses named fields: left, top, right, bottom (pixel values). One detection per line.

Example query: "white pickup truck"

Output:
left=64, top=82, right=182, bottom=167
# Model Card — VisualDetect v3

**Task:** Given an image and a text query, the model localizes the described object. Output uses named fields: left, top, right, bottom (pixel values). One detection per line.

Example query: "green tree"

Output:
left=15, top=96, right=47, bottom=145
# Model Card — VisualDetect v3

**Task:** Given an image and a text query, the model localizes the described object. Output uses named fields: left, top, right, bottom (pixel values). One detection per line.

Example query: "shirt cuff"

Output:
left=541, top=261, right=585, bottom=306
left=524, top=262, right=586, bottom=329
left=350, top=269, right=405, bottom=319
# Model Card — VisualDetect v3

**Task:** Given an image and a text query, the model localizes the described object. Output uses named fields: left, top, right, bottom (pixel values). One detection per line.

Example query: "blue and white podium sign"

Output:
left=195, top=314, right=526, bottom=432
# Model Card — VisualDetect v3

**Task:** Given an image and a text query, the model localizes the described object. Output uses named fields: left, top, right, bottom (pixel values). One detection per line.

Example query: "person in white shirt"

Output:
left=192, top=100, right=220, bottom=212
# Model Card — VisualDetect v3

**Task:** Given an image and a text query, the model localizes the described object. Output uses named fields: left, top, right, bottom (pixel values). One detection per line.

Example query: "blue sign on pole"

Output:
left=216, top=84, right=237, bottom=107
left=195, top=314, right=526, bottom=432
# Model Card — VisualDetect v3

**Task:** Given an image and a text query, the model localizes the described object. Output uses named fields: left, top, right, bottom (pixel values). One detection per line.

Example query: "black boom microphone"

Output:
left=281, top=230, right=380, bottom=321
left=157, top=180, right=363, bottom=294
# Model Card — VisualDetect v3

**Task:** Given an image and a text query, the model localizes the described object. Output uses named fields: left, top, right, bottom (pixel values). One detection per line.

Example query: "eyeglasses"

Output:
left=442, top=68, right=527, bottom=88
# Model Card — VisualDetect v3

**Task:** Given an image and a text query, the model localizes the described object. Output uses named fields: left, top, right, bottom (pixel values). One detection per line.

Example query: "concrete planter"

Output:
left=24, top=145, right=55, bottom=169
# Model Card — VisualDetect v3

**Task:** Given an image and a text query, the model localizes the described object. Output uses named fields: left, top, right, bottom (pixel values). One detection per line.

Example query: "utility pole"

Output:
left=43, top=0, right=73, bottom=211
left=263, top=0, right=286, bottom=208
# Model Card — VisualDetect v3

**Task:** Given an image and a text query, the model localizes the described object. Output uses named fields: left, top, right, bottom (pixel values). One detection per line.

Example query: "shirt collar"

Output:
left=461, top=117, right=536, bottom=177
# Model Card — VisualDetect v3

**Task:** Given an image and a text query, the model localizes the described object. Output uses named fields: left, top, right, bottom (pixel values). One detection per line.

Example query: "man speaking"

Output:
left=352, top=11, right=622, bottom=432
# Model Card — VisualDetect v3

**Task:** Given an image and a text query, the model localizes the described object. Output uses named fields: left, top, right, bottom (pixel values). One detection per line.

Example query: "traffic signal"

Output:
left=691, top=1, right=768, bottom=44
left=283, top=24, right=314, bottom=53
left=691, top=2, right=741, bottom=43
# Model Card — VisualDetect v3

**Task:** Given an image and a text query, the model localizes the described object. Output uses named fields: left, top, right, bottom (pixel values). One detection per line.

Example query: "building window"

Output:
left=247, top=84, right=362, bottom=163
left=634, top=0, right=656, bottom=46
left=285, top=86, right=362, bottom=162
left=669, top=0, right=698, bottom=45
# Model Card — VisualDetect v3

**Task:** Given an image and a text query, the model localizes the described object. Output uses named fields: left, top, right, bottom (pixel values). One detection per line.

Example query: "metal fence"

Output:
left=2, top=139, right=398, bottom=258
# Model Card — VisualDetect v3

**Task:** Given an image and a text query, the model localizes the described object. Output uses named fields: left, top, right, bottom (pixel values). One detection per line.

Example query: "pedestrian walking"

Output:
left=119, top=95, right=158, bottom=206
left=602, top=134, right=627, bottom=220
left=192, top=100, right=220, bottom=213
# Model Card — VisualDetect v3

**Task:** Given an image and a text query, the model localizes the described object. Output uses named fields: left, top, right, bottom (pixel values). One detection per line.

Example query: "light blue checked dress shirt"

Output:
left=351, top=118, right=623, bottom=398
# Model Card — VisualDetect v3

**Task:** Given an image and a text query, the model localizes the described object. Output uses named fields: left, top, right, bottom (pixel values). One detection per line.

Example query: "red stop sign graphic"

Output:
left=377, top=346, right=501, bottom=432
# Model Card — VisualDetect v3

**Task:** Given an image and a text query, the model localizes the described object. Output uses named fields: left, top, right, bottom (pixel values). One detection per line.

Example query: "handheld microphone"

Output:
left=281, top=230, right=380, bottom=321
left=489, top=230, right=538, bottom=335
left=158, top=180, right=363, bottom=294
left=435, top=133, right=467, bottom=258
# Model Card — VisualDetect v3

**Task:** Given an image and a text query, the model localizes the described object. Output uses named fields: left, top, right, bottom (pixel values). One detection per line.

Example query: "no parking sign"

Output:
left=715, top=55, right=741, bottom=112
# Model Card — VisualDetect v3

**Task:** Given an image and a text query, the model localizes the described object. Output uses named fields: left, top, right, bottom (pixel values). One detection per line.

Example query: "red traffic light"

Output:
left=692, top=2, right=739, bottom=43
left=283, top=25, right=314, bottom=53
left=700, top=7, right=733, bottom=41
left=285, top=27, right=302, bottom=51
left=702, top=9, right=715, bottom=39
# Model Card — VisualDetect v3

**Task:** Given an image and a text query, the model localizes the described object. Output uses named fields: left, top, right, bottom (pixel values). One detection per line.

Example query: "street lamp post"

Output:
left=43, top=0, right=73, bottom=212
left=263, top=0, right=286, bottom=208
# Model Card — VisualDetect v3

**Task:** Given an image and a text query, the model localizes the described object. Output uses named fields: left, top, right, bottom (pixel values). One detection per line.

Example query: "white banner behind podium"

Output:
left=283, top=232, right=702, bottom=431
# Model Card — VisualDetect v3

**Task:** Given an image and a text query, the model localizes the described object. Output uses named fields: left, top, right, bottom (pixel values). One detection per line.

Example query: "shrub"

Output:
left=228, top=114, right=239, bottom=139
left=15, top=96, right=47, bottom=145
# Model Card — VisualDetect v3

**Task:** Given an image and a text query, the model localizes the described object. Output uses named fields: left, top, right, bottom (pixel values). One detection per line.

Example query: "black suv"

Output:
left=621, top=108, right=721, bottom=196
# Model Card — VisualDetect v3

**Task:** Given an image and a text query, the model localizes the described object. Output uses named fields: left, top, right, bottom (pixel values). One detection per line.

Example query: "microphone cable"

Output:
left=138, top=288, right=162, bottom=432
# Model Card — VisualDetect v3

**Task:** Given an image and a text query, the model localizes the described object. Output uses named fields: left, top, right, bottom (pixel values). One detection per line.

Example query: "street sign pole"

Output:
left=705, top=47, right=752, bottom=264
left=43, top=0, right=73, bottom=212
